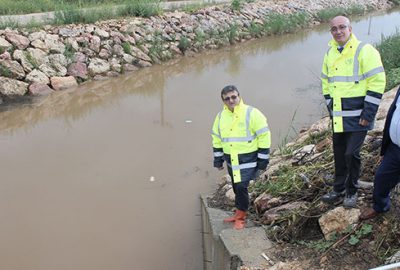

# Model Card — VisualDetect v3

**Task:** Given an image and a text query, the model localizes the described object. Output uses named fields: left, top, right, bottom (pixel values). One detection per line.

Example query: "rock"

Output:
left=131, top=46, right=152, bottom=62
left=50, top=76, right=78, bottom=91
left=262, top=201, right=308, bottom=224
left=122, top=53, right=135, bottom=64
left=26, top=48, right=48, bottom=66
left=0, top=51, right=11, bottom=60
left=122, top=64, right=138, bottom=73
left=225, top=187, right=235, bottom=206
left=0, top=77, right=28, bottom=95
left=0, top=60, right=25, bottom=79
left=31, top=39, right=48, bottom=51
left=386, top=250, right=400, bottom=264
left=254, top=192, right=283, bottom=214
left=135, top=60, right=152, bottom=68
left=5, top=33, right=30, bottom=49
left=0, top=37, right=12, bottom=50
left=99, top=48, right=111, bottom=59
left=73, top=52, right=87, bottom=63
left=58, top=27, right=82, bottom=37
left=28, top=83, right=54, bottom=95
left=26, top=69, right=50, bottom=84
left=110, top=58, right=122, bottom=73
left=94, top=28, right=110, bottom=39
left=358, top=180, right=374, bottom=189
left=45, top=34, right=65, bottom=54
left=88, top=58, right=110, bottom=75
left=67, top=62, right=88, bottom=80
left=318, top=206, right=361, bottom=240
left=291, top=144, right=315, bottom=165
left=28, top=30, right=46, bottom=42
left=48, top=54, right=68, bottom=76
left=89, top=35, right=101, bottom=53
left=13, top=50, right=34, bottom=72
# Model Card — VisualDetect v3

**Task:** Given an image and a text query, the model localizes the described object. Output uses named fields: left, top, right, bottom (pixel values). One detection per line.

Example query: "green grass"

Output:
left=316, top=4, right=365, bottom=22
left=178, top=36, right=190, bottom=53
left=263, top=11, right=311, bottom=35
left=375, top=30, right=400, bottom=90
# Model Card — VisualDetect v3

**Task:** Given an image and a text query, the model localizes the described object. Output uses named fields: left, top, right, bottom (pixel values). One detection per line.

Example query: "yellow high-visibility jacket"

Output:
left=211, top=99, right=271, bottom=183
left=321, top=34, right=386, bottom=133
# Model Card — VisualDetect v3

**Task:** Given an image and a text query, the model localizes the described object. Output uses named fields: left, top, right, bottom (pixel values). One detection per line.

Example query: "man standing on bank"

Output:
left=320, top=16, right=386, bottom=208
left=360, top=86, right=400, bottom=220
left=211, top=85, right=271, bottom=229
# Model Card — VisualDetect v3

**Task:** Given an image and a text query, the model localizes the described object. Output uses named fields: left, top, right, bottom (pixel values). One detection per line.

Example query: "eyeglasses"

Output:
left=330, top=25, right=348, bottom=33
left=223, top=95, right=238, bottom=102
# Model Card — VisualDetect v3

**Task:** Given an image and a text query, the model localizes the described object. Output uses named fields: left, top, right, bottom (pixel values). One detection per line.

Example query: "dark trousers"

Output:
left=332, top=131, right=367, bottom=195
left=373, top=142, right=400, bottom=213
left=227, top=170, right=250, bottom=211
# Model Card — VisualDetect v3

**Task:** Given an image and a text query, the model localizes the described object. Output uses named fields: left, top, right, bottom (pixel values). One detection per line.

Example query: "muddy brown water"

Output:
left=0, top=10, right=399, bottom=270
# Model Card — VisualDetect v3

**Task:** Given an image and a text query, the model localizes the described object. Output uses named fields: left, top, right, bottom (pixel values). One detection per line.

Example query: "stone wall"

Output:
left=0, top=0, right=393, bottom=100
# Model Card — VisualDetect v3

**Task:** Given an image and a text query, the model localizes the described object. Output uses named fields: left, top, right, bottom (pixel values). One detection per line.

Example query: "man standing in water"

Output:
left=320, top=16, right=386, bottom=208
left=211, top=85, right=271, bottom=229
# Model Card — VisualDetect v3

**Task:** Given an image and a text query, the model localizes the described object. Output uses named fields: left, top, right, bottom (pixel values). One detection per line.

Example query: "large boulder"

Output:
left=5, top=33, right=30, bottom=49
left=26, top=69, right=50, bottom=84
left=28, top=83, right=54, bottom=96
left=88, top=58, right=110, bottom=75
left=0, top=60, right=25, bottom=79
left=318, top=206, right=360, bottom=240
left=50, top=76, right=78, bottom=91
left=67, top=62, right=88, bottom=80
left=0, top=77, right=28, bottom=95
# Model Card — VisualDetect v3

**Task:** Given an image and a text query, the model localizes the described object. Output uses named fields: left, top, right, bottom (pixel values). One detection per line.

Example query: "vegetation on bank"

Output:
left=376, top=31, right=400, bottom=91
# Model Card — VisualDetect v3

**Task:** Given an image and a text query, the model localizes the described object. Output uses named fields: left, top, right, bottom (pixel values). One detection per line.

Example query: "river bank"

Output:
left=206, top=85, right=400, bottom=269
left=0, top=0, right=397, bottom=104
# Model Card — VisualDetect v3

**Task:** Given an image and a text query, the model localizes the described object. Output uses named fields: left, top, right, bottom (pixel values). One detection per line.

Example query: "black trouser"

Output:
left=228, top=170, right=250, bottom=211
left=332, top=131, right=367, bottom=195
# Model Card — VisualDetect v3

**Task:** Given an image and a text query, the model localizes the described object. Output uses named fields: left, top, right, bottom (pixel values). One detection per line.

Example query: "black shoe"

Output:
left=321, top=190, right=345, bottom=204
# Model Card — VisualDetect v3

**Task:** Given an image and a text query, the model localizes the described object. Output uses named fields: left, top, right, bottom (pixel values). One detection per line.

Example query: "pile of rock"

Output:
left=0, top=0, right=394, bottom=99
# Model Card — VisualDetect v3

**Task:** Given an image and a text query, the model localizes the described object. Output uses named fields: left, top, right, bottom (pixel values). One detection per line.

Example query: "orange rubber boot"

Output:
left=223, top=210, right=239, bottom=223
left=234, top=210, right=247, bottom=230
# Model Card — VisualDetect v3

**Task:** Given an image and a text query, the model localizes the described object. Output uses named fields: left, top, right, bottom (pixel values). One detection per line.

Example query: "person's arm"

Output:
left=321, top=51, right=333, bottom=117
left=251, top=109, right=271, bottom=171
left=211, top=113, right=224, bottom=169
left=359, top=44, right=386, bottom=126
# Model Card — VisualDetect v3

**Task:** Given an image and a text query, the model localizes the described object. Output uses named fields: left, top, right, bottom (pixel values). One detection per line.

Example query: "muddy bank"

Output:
left=0, top=0, right=395, bottom=102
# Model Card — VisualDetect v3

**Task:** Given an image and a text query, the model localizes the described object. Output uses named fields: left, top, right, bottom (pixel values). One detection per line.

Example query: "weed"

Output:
left=194, top=29, right=206, bottom=46
left=264, top=12, right=310, bottom=35
left=375, top=30, right=400, bottom=91
left=148, top=32, right=164, bottom=62
left=0, top=64, right=11, bottom=77
left=63, top=43, right=76, bottom=62
left=226, top=23, right=239, bottom=44
left=25, top=52, right=39, bottom=69
left=178, top=36, right=190, bottom=53
left=316, top=7, right=346, bottom=22
left=118, top=0, right=161, bottom=18
left=122, top=41, right=132, bottom=54
left=231, top=0, right=242, bottom=11
left=248, top=21, right=262, bottom=37
left=0, top=18, right=19, bottom=29
left=348, top=224, right=373, bottom=245
left=182, top=3, right=206, bottom=13
left=298, top=233, right=337, bottom=252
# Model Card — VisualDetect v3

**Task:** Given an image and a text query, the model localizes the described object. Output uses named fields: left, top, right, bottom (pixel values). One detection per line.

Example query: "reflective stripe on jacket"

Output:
left=321, top=34, right=386, bottom=133
left=211, top=99, right=271, bottom=183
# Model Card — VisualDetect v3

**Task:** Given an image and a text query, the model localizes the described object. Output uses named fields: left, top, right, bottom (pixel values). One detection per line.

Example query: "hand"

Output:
left=359, top=118, right=369, bottom=126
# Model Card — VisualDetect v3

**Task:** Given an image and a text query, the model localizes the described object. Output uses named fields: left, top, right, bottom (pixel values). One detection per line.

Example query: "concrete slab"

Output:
left=201, top=195, right=275, bottom=270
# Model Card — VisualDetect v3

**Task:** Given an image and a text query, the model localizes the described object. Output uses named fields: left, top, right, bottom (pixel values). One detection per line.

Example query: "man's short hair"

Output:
left=221, top=85, right=240, bottom=98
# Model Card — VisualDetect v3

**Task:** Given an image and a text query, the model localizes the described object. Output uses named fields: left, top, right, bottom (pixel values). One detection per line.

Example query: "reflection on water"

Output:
left=0, top=9, right=399, bottom=270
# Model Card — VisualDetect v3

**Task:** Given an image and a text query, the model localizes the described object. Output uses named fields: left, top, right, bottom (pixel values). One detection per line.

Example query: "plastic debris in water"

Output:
left=150, top=176, right=155, bottom=182
left=185, top=120, right=193, bottom=123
